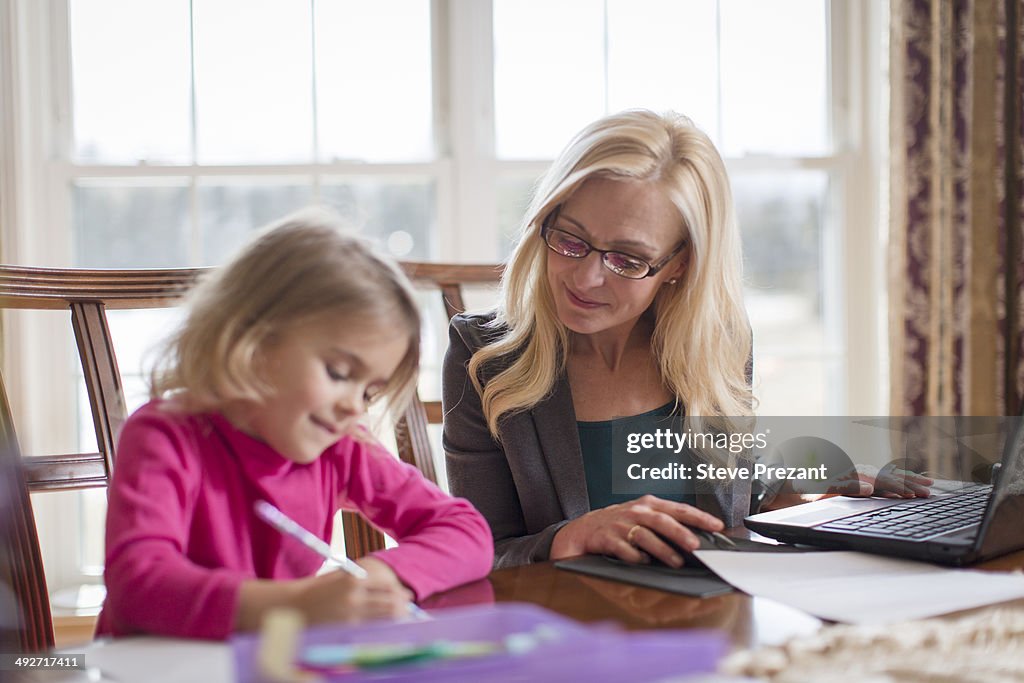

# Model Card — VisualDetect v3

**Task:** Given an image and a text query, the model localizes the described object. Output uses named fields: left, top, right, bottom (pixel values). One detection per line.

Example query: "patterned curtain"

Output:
left=890, top=0, right=1024, bottom=416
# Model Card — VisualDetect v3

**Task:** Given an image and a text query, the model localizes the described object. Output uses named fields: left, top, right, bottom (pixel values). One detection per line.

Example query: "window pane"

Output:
left=106, top=309, right=185, bottom=390
left=78, top=490, right=107, bottom=573
left=415, top=289, right=447, bottom=400
left=193, top=0, right=313, bottom=164
left=738, top=170, right=827, bottom=302
left=606, top=0, right=719, bottom=139
left=497, top=173, right=538, bottom=258
left=72, top=180, right=189, bottom=267
left=719, top=0, right=828, bottom=156
left=753, top=357, right=838, bottom=416
left=315, top=0, right=433, bottom=162
left=494, top=0, right=605, bottom=159
left=736, top=170, right=831, bottom=413
left=198, top=179, right=314, bottom=264
left=70, top=0, right=191, bottom=164
left=320, top=178, right=434, bottom=260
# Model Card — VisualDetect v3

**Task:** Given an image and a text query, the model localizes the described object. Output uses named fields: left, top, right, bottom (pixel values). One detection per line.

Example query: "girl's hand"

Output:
left=832, top=463, right=933, bottom=498
left=236, top=559, right=414, bottom=631
left=549, top=495, right=724, bottom=568
left=763, top=464, right=934, bottom=510
left=292, top=558, right=413, bottom=625
left=354, top=556, right=415, bottom=594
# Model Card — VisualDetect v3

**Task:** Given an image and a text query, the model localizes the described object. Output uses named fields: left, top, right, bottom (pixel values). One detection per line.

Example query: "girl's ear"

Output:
left=250, top=333, right=278, bottom=377
left=260, top=329, right=282, bottom=348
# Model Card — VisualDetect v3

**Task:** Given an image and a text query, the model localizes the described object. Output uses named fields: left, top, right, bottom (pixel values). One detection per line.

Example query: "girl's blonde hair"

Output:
left=151, top=207, right=421, bottom=420
left=469, top=109, right=753, bottom=437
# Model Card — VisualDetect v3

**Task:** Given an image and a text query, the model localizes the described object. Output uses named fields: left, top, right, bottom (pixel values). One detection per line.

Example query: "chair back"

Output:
left=347, top=263, right=503, bottom=556
left=0, top=374, right=52, bottom=652
left=0, top=266, right=202, bottom=651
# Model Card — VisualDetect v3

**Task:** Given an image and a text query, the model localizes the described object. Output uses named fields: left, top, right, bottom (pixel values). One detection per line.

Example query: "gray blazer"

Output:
left=442, top=312, right=752, bottom=569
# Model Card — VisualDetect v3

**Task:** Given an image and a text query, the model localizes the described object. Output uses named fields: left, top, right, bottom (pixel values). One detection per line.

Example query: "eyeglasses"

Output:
left=540, top=219, right=688, bottom=280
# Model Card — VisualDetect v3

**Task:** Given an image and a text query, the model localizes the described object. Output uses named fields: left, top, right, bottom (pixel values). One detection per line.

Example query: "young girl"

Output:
left=96, top=209, right=494, bottom=640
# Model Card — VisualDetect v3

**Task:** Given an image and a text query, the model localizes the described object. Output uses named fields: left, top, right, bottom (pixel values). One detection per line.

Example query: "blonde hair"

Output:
left=470, top=110, right=753, bottom=437
left=151, top=207, right=421, bottom=422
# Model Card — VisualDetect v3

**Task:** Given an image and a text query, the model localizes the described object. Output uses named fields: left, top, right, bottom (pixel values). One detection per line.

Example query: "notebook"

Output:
left=744, top=417, right=1024, bottom=566
left=555, top=535, right=822, bottom=597
left=230, top=603, right=727, bottom=682
left=555, top=555, right=734, bottom=597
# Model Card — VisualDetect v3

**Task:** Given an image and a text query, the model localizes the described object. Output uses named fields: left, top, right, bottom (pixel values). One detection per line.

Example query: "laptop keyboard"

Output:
left=816, top=484, right=992, bottom=540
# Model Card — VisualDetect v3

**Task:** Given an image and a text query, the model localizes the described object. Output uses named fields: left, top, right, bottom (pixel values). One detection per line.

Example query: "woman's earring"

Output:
left=667, top=278, right=678, bottom=285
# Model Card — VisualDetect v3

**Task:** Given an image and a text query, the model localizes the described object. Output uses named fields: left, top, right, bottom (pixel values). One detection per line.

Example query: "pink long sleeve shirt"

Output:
left=96, top=401, right=493, bottom=640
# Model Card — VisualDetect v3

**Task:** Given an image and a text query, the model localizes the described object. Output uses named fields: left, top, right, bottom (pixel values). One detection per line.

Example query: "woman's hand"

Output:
left=549, top=495, right=724, bottom=568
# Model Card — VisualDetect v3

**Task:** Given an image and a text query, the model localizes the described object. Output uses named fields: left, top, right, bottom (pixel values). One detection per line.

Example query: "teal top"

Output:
left=577, top=401, right=695, bottom=510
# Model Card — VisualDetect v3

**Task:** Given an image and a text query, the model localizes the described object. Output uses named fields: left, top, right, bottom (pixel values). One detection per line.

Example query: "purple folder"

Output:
left=231, top=602, right=726, bottom=682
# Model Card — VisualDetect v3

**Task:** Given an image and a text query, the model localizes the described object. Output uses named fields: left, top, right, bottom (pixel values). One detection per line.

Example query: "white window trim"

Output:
left=439, top=0, right=500, bottom=261
left=832, top=0, right=888, bottom=414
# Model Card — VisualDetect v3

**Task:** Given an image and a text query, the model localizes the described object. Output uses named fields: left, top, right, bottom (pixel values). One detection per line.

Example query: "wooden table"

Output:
left=49, top=529, right=1024, bottom=653
left=429, top=560, right=824, bottom=648
left=34, top=547, right=1024, bottom=682
left=422, top=545, right=1024, bottom=650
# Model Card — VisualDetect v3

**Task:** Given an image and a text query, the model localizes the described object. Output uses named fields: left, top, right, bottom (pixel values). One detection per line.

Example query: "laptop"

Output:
left=744, top=417, right=1024, bottom=566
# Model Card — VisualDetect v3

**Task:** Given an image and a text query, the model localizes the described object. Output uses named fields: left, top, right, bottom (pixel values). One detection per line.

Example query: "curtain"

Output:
left=890, top=0, right=1024, bottom=416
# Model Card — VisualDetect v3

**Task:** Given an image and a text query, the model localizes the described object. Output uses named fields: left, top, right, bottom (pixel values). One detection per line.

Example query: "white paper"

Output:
left=694, top=549, right=1024, bottom=624
left=72, top=637, right=231, bottom=682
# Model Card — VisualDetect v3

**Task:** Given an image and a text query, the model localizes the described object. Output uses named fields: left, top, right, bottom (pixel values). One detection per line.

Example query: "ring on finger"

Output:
left=626, top=524, right=643, bottom=546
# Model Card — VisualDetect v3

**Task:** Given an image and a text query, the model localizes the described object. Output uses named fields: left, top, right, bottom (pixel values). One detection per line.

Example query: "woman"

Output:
left=443, top=110, right=752, bottom=570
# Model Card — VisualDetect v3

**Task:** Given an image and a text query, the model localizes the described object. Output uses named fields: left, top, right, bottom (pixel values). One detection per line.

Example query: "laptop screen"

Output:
left=977, top=416, right=1024, bottom=559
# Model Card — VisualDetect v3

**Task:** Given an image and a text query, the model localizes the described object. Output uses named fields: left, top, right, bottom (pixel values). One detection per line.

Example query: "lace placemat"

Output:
left=721, top=605, right=1024, bottom=682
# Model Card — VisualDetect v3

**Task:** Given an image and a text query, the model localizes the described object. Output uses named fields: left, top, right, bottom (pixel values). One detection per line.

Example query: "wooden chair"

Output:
left=0, top=262, right=501, bottom=651
left=0, top=266, right=202, bottom=652
left=0, top=376, right=52, bottom=652
left=345, top=263, right=504, bottom=555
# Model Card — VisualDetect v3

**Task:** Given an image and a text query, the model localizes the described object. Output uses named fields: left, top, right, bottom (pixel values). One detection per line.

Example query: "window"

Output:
left=488, top=0, right=859, bottom=418
left=67, top=0, right=435, bottom=267
left=1, top=0, right=886, bottom=596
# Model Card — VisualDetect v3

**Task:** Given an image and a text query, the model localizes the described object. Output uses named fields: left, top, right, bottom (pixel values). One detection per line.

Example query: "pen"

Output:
left=709, top=531, right=737, bottom=549
left=254, top=500, right=430, bottom=619
left=689, top=526, right=736, bottom=549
